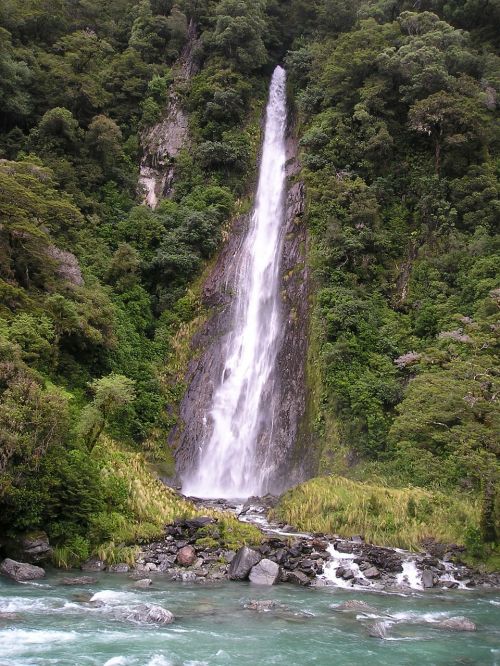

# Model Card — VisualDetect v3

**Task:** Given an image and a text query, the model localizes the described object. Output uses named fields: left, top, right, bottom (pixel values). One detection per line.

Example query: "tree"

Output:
left=408, top=89, right=488, bottom=174
left=209, top=0, right=268, bottom=71
left=78, top=373, right=136, bottom=450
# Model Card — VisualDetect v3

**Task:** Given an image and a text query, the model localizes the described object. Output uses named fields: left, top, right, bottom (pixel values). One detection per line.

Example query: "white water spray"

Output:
left=183, top=66, right=287, bottom=498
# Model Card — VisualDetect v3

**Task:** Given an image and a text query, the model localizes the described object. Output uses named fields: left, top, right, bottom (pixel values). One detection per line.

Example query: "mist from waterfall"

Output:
left=182, top=66, right=287, bottom=498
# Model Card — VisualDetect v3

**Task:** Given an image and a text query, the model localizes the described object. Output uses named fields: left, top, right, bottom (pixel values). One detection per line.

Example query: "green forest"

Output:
left=0, top=0, right=498, bottom=566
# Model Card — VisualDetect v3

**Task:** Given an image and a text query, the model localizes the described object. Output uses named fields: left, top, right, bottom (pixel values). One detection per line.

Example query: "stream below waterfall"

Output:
left=1, top=572, right=499, bottom=665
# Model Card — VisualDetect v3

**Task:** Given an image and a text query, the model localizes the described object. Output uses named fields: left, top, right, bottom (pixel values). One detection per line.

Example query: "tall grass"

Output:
left=88, top=438, right=261, bottom=562
left=271, top=476, right=480, bottom=550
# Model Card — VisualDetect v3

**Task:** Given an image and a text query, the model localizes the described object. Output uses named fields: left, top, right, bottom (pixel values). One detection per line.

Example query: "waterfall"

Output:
left=182, top=66, right=287, bottom=498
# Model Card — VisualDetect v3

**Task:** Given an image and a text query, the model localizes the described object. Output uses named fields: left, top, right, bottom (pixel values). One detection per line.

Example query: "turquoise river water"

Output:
left=0, top=572, right=499, bottom=666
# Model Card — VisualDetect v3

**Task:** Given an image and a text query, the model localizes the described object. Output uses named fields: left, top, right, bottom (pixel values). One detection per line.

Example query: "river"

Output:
left=1, top=572, right=499, bottom=665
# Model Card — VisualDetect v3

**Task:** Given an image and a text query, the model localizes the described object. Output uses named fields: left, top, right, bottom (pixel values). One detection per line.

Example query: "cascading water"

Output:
left=182, top=66, right=287, bottom=498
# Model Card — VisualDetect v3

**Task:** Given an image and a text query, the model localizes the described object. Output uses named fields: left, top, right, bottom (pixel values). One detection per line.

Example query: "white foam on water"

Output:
left=490, top=600, right=500, bottom=606
left=90, top=590, right=138, bottom=605
left=0, top=597, right=60, bottom=613
left=396, top=560, right=422, bottom=590
left=391, top=610, right=449, bottom=623
left=440, top=562, right=469, bottom=589
left=146, top=656, right=173, bottom=666
left=322, top=544, right=367, bottom=588
left=103, top=657, right=130, bottom=666
left=0, top=628, right=78, bottom=655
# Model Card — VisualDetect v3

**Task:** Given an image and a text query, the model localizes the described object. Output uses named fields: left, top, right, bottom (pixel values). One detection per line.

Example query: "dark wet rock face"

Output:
left=172, top=128, right=309, bottom=494
left=0, top=531, right=52, bottom=564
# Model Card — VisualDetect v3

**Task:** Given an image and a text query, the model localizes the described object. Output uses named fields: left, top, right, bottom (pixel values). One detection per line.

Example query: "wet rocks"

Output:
left=0, top=531, right=52, bottom=564
left=285, top=570, right=311, bottom=586
left=334, top=600, right=379, bottom=613
left=107, top=563, right=129, bottom=573
left=0, top=612, right=20, bottom=621
left=0, top=558, right=45, bottom=581
left=363, top=566, right=380, bottom=579
left=422, top=569, right=435, bottom=588
left=60, top=576, right=98, bottom=586
left=367, top=621, right=389, bottom=639
left=177, top=545, right=197, bottom=567
left=72, top=592, right=94, bottom=603
left=125, top=603, right=174, bottom=625
left=438, top=616, right=477, bottom=632
left=81, top=558, right=106, bottom=573
left=133, top=578, right=153, bottom=588
left=249, top=559, right=280, bottom=585
left=244, top=599, right=279, bottom=612
left=228, top=546, right=261, bottom=580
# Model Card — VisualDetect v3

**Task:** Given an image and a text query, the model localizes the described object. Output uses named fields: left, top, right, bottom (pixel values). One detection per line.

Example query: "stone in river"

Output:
left=177, top=545, right=197, bottom=567
left=249, top=559, right=280, bottom=585
left=0, top=612, right=20, bottom=621
left=228, top=546, right=261, bottom=580
left=244, top=600, right=279, bottom=612
left=334, top=600, right=379, bottom=613
left=125, top=603, right=174, bottom=625
left=422, top=569, right=435, bottom=588
left=0, top=558, right=45, bottom=581
left=60, top=576, right=98, bottom=585
left=367, top=621, right=388, bottom=639
left=438, top=616, right=476, bottom=632
left=133, top=578, right=153, bottom=588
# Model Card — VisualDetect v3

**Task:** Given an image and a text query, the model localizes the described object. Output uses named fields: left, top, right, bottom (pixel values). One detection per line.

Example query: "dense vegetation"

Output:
left=283, top=0, right=499, bottom=560
left=0, top=0, right=498, bottom=562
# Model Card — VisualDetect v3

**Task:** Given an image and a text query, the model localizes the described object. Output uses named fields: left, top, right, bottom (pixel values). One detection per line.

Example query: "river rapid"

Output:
left=1, top=572, right=499, bottom=666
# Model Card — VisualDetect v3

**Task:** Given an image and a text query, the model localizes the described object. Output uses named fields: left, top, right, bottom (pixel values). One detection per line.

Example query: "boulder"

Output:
left=249, top=559, right=280, bottom=585
left=133, top=578, right=152, bottom=588
left=334, top=600, right=380, bottom=613
left=228, top=546, right=261, bottom=580
left=60, top=576, right=98, bottom=586
left=244, top=600, right=279, bottom=612
left=0, top=612, right=20, bottom=621
left=126, top=603, right=174, bottom=625
left=0, top=558, right=45, bottom=582
left=177, top=545, right=196, bottom=567
left=72, top=592, right=93, bottom=603
left=364, top=567, right=380, bottom=579
left=422, top=569, right=434, bottom=588
left=438, top=616, right=476, bottom=632
left=367, top=621, right=388, bottom=639
left=286, top=570, right=311, bottom=586
left=107, top=563, right=129, bottom=573
left=81, top=558, right=105, bottom=573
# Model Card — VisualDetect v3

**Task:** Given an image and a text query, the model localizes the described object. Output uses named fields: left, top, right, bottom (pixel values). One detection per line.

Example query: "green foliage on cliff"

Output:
left=284, top=1, right=499, bottom=552
left=0, top=0, right=269, bottom=559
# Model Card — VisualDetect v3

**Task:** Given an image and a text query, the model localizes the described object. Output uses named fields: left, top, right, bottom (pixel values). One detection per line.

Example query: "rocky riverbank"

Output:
left=1, top=498, right=499, bottom=592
